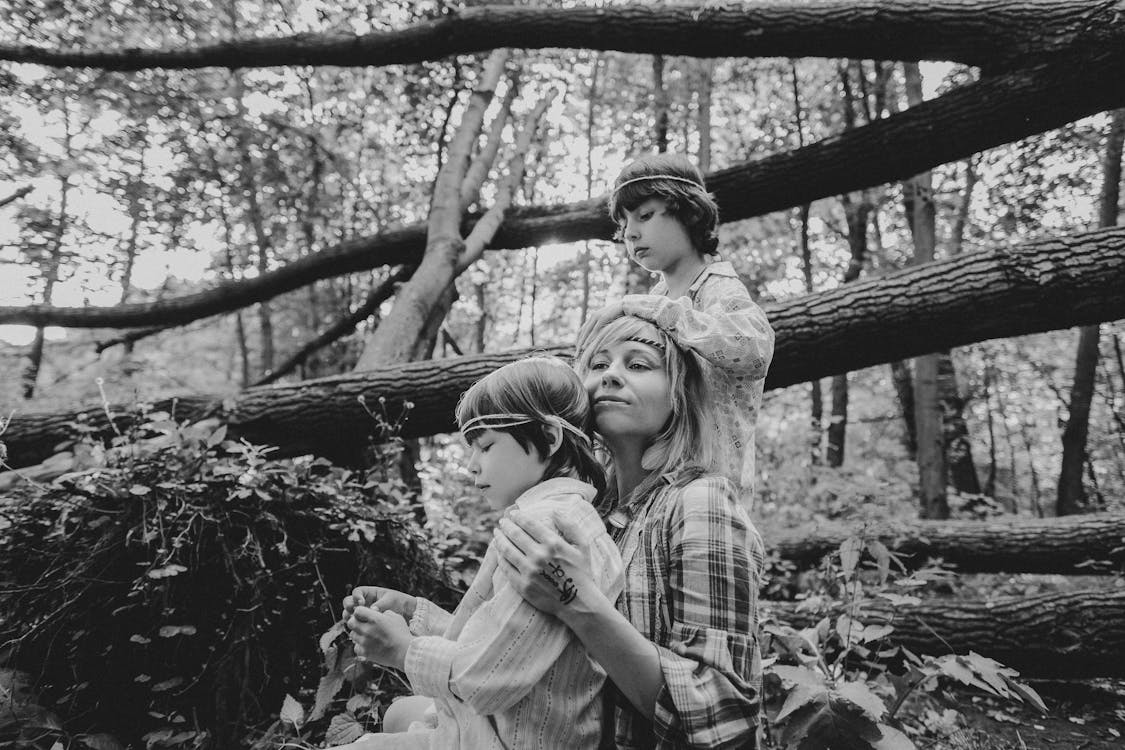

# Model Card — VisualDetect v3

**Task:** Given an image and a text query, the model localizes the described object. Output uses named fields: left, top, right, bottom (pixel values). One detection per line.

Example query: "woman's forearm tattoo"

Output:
left=539, top=562, right=577, bottom=604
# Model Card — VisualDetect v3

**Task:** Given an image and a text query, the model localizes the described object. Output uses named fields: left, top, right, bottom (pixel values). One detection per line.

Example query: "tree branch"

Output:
left=252, top=265, right=413, bottom=386
left=1, top=2, right=1120, bottom=71
left=0, top=185, right=33, bottom=208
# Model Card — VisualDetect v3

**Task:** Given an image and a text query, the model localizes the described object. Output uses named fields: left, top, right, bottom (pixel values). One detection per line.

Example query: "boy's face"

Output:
left=466, top=428, right=549, bottom=511
left=619, top=197, right=698, bottom=276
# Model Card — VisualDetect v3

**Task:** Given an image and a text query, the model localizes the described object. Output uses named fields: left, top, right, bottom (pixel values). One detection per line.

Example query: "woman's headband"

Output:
left=460, top=412, right=592, bottom=446
left=612, top=174, right=704, bottom=195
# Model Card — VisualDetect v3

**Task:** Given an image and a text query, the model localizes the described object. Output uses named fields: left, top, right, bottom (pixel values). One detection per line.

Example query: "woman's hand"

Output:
left=342, top=586, right=417, bottom=623
left=347, top=606, right=412, bottom=670
left=493, top=510, right=604, bottom=622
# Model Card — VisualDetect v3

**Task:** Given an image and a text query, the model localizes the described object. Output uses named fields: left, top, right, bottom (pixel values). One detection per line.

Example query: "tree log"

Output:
left=4, top=47, right=1125, bottom=330
left=2, top=223, right=1124, bottom=469
left=769, top=513, right=1125, bottom=574
left=763, top=589, right=1125, bottom=678
left=1, top=2, right=1121, bottom=72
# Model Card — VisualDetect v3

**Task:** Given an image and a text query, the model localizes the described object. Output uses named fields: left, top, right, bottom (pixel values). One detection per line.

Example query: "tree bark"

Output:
left=903, top=62, right=948, bottom=519
left=1058, top=108, right=1125, bottom=515
left=7, top=46, right=1125, bottom=332
left=769, top=512, right=1125, bottom=574
left=652, top=54, right=669, bottom=153
left=4, top=2, right=1121, bottom=72
left=764, top=589, right=1125, bottom=678
left=7, top=224, right=1124, bottom=469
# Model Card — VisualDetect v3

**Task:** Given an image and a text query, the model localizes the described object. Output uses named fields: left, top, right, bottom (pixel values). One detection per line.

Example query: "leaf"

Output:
left=279, top=694, right=304, bottom=728
left=157, top=625, right=196, bottom=638
left=309, top=670, right=345, bottom=722
left=860, top=623, right=895, bottom=643
left=836, top=680, right=887, bottom=721
left=770, top=664, right=827, bottom=691
left=866, top=540, right=892, bottom=583
left=77, top=733, right=127, bottom=750
left=206, top=425, right=228, bottom=448
left=872, top=723, right=916, bottom=750
left=128, top=485, right=151, bottom=496
left=325, top=713, right=365, bottom=745
left=840, top=536, right=863, bottom=577
left=780, top=690, right=883, bottom=750
left=346, top=693, right=373, bottom=714
left=151, top=677, right=183, bottom=692
left=877, top=592, right=921, bottom=606
left=1005, top=677, right=1048, bottom=714
left=776, top=681, right=824, bottom=722
left=146, top=564, right=187, bottom=580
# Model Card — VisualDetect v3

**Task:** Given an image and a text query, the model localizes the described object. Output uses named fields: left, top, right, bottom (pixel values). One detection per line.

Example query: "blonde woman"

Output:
left=495, top=316, right=765, bottom=749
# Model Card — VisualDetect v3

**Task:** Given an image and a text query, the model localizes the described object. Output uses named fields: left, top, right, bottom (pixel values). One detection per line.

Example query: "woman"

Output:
left=493, top=315, right=764, bottom=749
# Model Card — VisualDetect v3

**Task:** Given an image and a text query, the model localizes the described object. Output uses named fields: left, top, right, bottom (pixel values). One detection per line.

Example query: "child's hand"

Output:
left=342, top=586, right=417, bottom=624
left=347, top=606, right=412, bottom=670
left=576, top=301, right=625, bottom=356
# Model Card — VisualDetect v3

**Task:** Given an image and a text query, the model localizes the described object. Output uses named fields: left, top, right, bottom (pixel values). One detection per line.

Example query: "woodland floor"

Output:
left=931, top=680, right=1125, bottom=749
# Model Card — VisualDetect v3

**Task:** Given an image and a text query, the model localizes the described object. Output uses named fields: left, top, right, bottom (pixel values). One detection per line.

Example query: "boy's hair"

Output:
left=608, top=153, right=720, bottom=257
left=575, top=315, right=717, bottom=507
left=456, top=357, right=606, bottom=496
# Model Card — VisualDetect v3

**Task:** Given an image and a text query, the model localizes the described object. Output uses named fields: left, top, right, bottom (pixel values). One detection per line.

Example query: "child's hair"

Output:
left=455, top=356, right=606, bottom=495
left=575, top=315, right=717, bottom=506
left=608, top=153, right=720, bottom=256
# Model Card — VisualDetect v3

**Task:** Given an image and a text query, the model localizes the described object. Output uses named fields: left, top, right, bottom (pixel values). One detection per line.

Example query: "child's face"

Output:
left=619, top=197, right=697, bottom=276
left=466, top=429, right=550, bottom=511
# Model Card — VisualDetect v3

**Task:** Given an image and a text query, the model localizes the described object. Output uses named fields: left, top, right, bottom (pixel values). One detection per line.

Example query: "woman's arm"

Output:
left=494, top=511, right=664, bottom=718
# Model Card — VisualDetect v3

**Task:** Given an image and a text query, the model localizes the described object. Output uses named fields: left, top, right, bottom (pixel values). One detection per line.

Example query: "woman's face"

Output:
left=582, top=337, right=674, bottom=443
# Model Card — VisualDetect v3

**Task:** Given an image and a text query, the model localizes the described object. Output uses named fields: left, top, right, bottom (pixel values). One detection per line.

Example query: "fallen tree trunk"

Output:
left=763, top=588, right=1125, bottom=678
left=2, top=224, right=1124, bottom=470
left=5, top=47, right=1125, bottom=331
left=769, top=513, right=1125, bottom=574
left=5, top=2, right=1121, bottom=72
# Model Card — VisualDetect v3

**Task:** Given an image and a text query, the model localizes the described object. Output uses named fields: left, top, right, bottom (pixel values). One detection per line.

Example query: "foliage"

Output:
left=759, top=537, right=1047, bottom=750
left=0, top=408, right=458, bottom=749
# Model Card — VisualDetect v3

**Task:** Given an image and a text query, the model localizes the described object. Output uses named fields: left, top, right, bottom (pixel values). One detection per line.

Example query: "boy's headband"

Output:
left=460, top=412, right=592, bottom=446
left=612, top=174, right=704, bottom=195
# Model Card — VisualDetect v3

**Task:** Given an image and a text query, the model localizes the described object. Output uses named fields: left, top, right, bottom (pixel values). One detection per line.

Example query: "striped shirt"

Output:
left=396, top=477, right=625, bottom=750
left=606, top=473, right=764, bottom=749
left=624, top=260, right=774, bottom=512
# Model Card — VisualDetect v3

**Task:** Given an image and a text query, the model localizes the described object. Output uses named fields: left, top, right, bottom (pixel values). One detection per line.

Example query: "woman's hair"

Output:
left=607, top=152, right=720, bottom=256
left=575, top=316, right=717, bottom=507
left=455, top=356, right=606, bottom=495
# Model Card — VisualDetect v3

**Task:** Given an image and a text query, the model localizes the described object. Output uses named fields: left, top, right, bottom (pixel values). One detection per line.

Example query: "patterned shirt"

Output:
left=623, top=261, right=774, bottom=512
left=391, top=477, right=625, bottom=750
left=605, top=473, right=764, bottom=749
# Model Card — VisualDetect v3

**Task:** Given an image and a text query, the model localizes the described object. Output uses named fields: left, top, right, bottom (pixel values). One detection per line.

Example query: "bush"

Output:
left=0, top=412, right=459, bottom=749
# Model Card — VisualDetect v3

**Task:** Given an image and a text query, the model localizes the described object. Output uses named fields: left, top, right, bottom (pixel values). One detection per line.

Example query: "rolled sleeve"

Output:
left=652, top=478, right=762, bottom=747
left=408, top=598, right=453, bottom=637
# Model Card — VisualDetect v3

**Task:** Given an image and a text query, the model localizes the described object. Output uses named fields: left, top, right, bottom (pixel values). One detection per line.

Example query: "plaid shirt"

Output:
left=606, top=474, right=764, bottom=749
left=623, top=261, right=774, bottom=513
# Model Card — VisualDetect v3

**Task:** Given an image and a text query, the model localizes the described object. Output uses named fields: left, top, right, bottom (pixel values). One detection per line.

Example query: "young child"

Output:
left=339, top=357, right=624, bottom=750
left=579, top=152, right=775, bottom=512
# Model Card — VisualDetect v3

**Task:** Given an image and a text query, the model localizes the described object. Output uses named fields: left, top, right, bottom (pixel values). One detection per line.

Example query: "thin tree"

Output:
left=1057, top=108, right=1125, bottom=514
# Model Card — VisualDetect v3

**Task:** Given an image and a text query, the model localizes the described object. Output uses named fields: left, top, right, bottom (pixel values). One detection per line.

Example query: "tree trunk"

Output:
left=1058, top=108, right=1125, bottom=514
left=5, top=226, right=1125, bottom=470
left=11, top=3, right=1124, bottom=72
left=697, top=59, right=714, bottom=173
left=10, top=45, right=1125, bottom=333
left=23, top=110, right=72, bottom=400
left=903, top=62, right=948, bottom=520
left=764, top=588, right=1125, bottom=678
left=889, top=360, right=918, bottom=459
left=652, top=54, right=669, bottom=153
left=769, top=512, right=1125, bottom=574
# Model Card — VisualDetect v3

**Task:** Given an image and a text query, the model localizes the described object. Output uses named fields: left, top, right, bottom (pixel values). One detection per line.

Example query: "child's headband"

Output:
left=460, top=412, right=592, bottom=446
left=612, top=174, right=704, bottom=195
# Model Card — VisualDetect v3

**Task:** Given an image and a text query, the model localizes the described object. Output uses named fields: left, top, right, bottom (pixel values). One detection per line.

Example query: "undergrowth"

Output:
left=0, top=406, right=458, bottom=749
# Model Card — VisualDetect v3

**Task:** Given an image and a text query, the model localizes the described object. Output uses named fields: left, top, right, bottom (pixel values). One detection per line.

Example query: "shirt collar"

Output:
left=509, top=476, right=596, bottom=513
left=654, top=259, right=739, bottom=298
